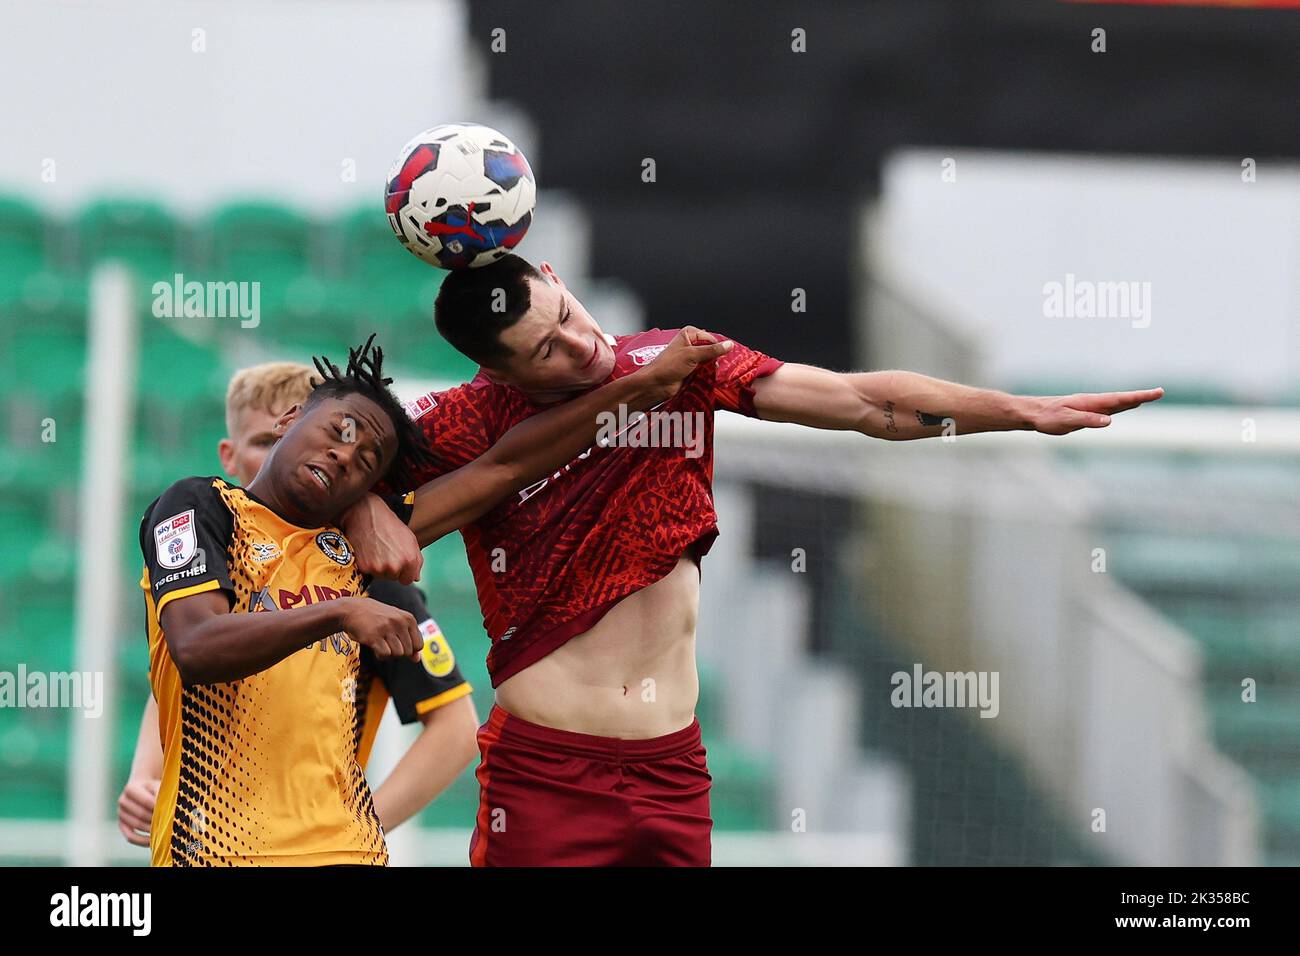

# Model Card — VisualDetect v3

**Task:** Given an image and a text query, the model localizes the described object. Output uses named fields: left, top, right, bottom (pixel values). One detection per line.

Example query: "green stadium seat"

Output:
left=705, top=738, right=775, bottom=830
left=0, top=194, right=53, bottom=297
left=369, top=272, right=446, bottom=326
left=0, top=528, right=75, bottom=587
left=0, top=428, right=77, bottom=495
left=252, top=277, right=370, bottom=359
left=330, top=207, right=401, bottom=279
left=0, top=284, right=88, bottom=424
left=396, top=327, right=478, bottom=383
left=332, top=206, right=448, bottom=310
left=207, top=201, right=314, bottom=265
left=0, top=495, right=53, bottom=582
left=204, top=202, right=319, bottom=313
left=417, top=769, right=480, bottom=830
left=1106, top=532, right=1300, bottom=599
left=368, top=278, right=472, bottom=382
left=0, top=735, right=67, bottom=820
left=1167, top=604, right=1300, bottom=673
left=1259, top=775, right=1300, bottom=853
left=28, top=712, right=72, bottom=770
left=329, top=208, right=452, bottom=332
left=136, top=321, right=227, bottom=409
left=1210, top=694, right=1300, bottom=758
left=320, top=209, right=469, bottom=380
left=116, top=647, right=151, bottom=692
left=6, top=624, right=75, bottom=676
left=695, top=662, right=723, bottom=730
left=4, top=326, right=85, bottom=404
left=0, top=273, right=88, bottom=337
left=74, top=198, right=184, bottom=290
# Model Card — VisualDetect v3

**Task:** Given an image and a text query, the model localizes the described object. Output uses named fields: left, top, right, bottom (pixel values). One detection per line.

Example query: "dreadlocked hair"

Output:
left=305, top=333, right=437, bottom=491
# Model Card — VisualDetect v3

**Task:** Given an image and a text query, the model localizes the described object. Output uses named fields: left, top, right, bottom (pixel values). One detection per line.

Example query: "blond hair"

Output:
left=224, top=362, right=322, bottom=437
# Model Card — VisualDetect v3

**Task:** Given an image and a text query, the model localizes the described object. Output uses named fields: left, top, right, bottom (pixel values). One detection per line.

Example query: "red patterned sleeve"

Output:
left=375, top=382, right=506, bottom=496
left=711, top=338, right=783, bottom=418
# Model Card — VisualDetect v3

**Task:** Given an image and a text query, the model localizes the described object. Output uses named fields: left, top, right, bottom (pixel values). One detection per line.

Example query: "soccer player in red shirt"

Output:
left=347, top=255, right=1163, bottom=867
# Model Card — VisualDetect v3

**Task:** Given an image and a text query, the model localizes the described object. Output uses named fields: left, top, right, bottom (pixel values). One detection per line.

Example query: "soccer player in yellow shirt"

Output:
left=118, top=360, right=478, bottom=850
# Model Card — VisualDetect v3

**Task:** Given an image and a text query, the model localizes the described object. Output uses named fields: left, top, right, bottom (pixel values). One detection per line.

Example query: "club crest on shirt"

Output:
left=154, top=509, right=197, bottom=569
left=401, top=392, right=438, bottom=421
left=419, top=618, right=455, bottom=677
left=315, top=531, right=352, bottom=565
left=628, top=344, right=668, bottom=366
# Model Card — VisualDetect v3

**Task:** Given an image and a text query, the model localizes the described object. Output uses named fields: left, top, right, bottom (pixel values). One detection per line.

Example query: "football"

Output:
left=384, top=122, right=537, bottom=269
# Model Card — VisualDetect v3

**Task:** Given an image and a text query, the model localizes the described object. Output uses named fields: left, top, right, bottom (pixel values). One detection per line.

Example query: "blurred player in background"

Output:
left=118, top=361, right=478, bottom=849
left=349, top=254, right=1164, bottom=867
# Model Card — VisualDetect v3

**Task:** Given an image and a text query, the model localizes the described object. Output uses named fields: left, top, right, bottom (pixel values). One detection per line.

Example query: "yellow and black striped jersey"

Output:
left=138, top=475, right=387, bottom=868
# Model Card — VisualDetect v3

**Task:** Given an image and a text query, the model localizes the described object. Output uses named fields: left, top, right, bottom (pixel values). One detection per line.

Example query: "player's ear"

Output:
left=538, top=261, right=563, bottom=288
left=273, top=403, right=302, bottom=436
left=217, top=438, right=237, bottom=477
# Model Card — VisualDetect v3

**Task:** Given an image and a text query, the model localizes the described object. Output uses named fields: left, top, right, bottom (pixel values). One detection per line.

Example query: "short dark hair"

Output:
left=433, top=253, right=542, bottom=365
left=306, top=334, right=436, bottom=490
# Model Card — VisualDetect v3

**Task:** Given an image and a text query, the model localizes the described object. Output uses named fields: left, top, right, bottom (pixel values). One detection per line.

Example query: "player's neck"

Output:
left=244, top=474, right=330, bottom=530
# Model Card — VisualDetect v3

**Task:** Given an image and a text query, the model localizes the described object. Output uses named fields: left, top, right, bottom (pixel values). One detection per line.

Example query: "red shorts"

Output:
left=469, top=704, right=713, bottom=867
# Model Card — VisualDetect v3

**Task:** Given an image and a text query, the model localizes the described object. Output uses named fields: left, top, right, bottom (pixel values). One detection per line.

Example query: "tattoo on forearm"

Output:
left=917, top=410, right=944, bottom=427
left=883, top=400, right=898, bottom=433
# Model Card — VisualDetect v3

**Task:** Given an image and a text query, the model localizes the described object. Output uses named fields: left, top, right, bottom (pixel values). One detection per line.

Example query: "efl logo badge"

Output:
left=401, top=392, right=438, bottom=421
left=154, top=510, right=197, bottom=569
left=419, top=618, right=455, bottom=677
left=628, top=344, right=668, bottom=366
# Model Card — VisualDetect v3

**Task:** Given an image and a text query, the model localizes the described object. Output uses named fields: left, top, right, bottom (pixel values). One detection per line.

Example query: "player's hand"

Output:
left=639, top=327, right=735, bottom=400
left=338, top=493, right=423, bottom=584
left=1026, top=387, right=1165, bottom=436
left=337, top=597, right=423, bottom=662
left=117, top=777, right=159, bottom=847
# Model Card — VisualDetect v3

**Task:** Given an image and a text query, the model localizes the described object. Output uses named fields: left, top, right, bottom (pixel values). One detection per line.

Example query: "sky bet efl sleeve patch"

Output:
left=139, top=476, right=237, bottom=614
left=154, top=510, right=197, bottom=569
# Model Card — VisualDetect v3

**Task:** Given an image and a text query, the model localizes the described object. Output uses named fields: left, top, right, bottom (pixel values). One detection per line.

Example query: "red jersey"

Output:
left=403, top=329, right=782, bottom=686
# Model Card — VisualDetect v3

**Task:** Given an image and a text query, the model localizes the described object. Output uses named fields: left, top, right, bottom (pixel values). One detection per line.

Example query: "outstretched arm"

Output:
left=750, top=364, right=1163, bottom=440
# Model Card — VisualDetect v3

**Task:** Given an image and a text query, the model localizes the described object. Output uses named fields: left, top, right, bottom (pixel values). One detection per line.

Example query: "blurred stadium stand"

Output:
left=843, top=148, right=1300, bottom=864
